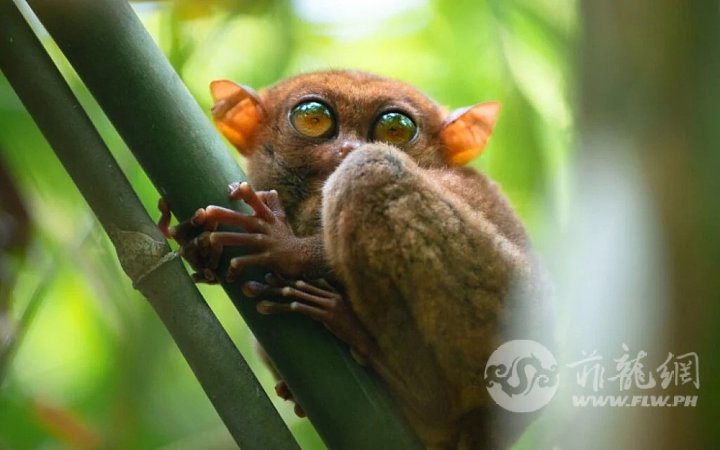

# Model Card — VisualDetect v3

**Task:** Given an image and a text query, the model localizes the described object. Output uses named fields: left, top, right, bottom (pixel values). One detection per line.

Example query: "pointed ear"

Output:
left=210, top=80, right=264, bottom=156
left=440, top=102, right=500, bottom=166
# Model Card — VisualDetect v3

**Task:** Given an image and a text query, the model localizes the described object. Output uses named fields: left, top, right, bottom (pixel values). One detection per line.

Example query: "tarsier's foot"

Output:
left=242, top=273, right=378, bottom=361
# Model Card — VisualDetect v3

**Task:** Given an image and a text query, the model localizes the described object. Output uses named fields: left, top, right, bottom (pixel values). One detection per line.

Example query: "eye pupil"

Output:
left=291, top=101, right=334, bottom=138
left=373, top=112, right=416, bottom=145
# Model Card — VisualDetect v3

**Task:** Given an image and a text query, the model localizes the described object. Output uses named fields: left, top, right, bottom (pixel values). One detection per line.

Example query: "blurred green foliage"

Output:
left=0, top=0, right=574, bottom=448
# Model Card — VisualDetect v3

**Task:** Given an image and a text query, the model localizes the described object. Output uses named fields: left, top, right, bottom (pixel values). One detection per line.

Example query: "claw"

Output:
left=228, top=181, right=239, bottom=192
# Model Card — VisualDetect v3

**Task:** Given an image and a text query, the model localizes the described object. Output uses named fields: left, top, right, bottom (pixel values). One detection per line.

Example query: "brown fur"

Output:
left=234, top=70, right=546, bottom=449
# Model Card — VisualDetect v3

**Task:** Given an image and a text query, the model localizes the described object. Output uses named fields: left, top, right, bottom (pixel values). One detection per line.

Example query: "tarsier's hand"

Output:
left=157, top=182, right=307, bottom=283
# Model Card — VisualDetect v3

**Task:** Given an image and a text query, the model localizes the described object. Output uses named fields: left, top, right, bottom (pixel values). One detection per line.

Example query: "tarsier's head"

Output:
left=210, top=70, right=499, bottom=167
left=209, top=70, right=499, bottom=231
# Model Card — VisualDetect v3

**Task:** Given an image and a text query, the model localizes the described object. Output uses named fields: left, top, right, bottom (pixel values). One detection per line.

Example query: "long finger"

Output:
left=256, top=300, right=329, bottom=322
left=171, top=208, right=212, bottom=243
left=208, top=231, right=269, bottom=270
left=291, top=279, right=338, bottom=298
left=203, top=205, right=267, bottom=233
left=258, top=190, right=286, bottom=219
left=226, top=253, right=271, bottom=282
left=210, top=231, right=270, bottom=250
left=228, top=182, right=274, bottom=222
left=243, top=281, right=335, bottom=307
left=265, top=273, right=337, bottom=298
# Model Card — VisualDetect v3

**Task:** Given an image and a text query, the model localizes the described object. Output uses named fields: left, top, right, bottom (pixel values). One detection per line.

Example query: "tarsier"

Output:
left=160, top=70, right=549, bottom=449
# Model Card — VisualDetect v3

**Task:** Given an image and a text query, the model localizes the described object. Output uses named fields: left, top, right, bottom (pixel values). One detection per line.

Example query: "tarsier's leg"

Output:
left=320, top=144, right=532, bottom=447
left=325, top=143, right=524, bottom=384
left=260, top=144, right=529, bottom=437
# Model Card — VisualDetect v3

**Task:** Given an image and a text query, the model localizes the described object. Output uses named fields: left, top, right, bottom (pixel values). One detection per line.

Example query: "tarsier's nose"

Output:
left=338, top=140, right=361, bottom=158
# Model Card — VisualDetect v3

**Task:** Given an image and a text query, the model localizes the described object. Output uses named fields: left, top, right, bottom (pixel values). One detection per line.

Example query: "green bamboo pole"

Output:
left=23, top=0, right=421, bottom=448
left=0, top=2, right=298, bottom=449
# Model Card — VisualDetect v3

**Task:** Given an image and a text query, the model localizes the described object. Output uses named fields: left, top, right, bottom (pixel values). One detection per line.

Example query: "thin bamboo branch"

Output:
left=0, top=2, right=298, bottom=449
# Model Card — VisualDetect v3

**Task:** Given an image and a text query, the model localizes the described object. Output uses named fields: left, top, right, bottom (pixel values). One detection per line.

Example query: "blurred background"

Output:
left=0, top=0, right=717, bottom=449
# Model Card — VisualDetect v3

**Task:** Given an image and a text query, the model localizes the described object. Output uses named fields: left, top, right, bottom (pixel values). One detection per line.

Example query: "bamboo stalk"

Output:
left=0, top=2, right=298, bottom=449
left=21, top=0, right=421, bottom=448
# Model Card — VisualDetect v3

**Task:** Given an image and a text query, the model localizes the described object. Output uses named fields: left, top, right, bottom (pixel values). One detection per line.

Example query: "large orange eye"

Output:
left=290, top=101, right=335, bottom=138
left=372, top=112, right=417, bottom=146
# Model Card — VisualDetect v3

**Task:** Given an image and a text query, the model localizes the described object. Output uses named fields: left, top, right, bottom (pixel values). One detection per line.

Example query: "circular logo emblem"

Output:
left=484, top=339, right=559, bottom=412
